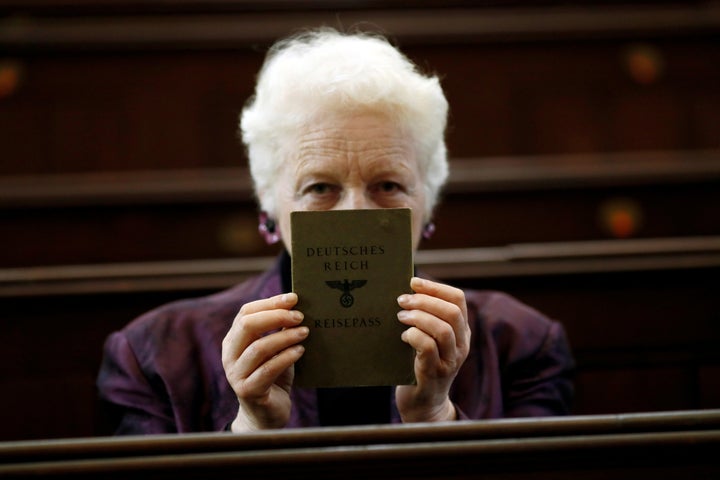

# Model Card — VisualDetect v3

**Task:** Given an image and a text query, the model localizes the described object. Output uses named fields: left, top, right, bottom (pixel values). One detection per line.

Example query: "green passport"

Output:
left=291, top=208, right=416, bottom=388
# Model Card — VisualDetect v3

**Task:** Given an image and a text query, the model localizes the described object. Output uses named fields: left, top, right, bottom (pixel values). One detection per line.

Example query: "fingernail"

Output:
left=291, top=310, right=304, bottom=322
left=411, top=277, right=425, bottom=288
left=283, top=292, right=297, bottom=303
left=298, top=326, right=309, bottom=336
left=397, top=310, right=409, bottom=321
left=397, top=294, right=410, bottom=305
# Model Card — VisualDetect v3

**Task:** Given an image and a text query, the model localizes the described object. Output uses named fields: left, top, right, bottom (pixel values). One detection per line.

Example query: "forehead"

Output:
left=288, top=114, right=418, bottom=173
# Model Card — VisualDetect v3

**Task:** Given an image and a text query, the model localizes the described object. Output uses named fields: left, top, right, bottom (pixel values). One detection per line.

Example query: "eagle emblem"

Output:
left=325, top=279, right=367, bottom=308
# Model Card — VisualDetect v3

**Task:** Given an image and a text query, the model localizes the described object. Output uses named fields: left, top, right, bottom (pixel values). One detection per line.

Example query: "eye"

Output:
left=302, top=182, right=338, bottom=197
left=374, top=181, right=404, bottom=194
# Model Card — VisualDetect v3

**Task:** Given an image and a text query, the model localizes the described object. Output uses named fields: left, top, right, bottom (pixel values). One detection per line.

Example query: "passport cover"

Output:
left=291, top=208, right=416, bottom=387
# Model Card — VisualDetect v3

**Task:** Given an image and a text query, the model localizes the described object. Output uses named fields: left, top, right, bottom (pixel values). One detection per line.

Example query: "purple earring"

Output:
left=422, top=222, right=436, bottom=240
left=258, top=211, right=281, bottom=245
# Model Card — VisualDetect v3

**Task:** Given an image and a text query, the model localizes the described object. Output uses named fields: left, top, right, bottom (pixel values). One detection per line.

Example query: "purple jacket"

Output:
left=97, top=255, right=574, bottom=434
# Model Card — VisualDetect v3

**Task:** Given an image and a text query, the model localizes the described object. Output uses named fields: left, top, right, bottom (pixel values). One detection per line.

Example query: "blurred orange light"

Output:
left=599, top=197, right=643, bottom=239
left=0, top=62, right=22, bottom=99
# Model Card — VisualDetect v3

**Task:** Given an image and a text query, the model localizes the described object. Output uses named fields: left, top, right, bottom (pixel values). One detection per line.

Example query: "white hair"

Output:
left=240, top=28, right=449, bottom=218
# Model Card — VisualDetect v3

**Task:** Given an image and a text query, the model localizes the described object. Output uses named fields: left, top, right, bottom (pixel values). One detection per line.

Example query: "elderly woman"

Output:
left=97, top=28, right=574, bottom=434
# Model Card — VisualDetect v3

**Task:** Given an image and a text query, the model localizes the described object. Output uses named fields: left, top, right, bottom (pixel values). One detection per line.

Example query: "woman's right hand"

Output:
left=221, top=292, right=308, bottom=431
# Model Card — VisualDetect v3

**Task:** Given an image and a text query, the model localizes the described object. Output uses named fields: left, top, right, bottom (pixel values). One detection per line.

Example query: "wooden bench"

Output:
left=1, top=410, right=719, bottom=479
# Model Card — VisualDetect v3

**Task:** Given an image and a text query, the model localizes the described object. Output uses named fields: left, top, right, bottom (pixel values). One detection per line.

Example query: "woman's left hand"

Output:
left=395, top=277, right=471, bottom=423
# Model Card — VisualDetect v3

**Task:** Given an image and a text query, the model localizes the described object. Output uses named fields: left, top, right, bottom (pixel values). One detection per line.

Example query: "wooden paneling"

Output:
left=0, top=290, right=190, bottom=440
left=0, top=3, right=718, bottom=267
left=0, top=53, right=257, bottom=175
left=1, top=5, right=719, bottom=175
left=2, top=151, right=719, bottom=267
left=0, top=40, right=718, bottom=171
left=0, top=3, right=718, bottom=268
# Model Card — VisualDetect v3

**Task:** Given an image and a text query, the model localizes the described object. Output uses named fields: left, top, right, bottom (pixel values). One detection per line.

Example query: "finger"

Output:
left=237, top=292, right=298, bottom=316
left=397, top=294, right=465, bottom=348
left=238, top=344, right=306, bottom=400
left=222, top=295, right=302, bottom=367
left=398, top=292, right=463, bottom=336
left=223, top=309, right=304, bottom=367
left=401, top=327, right=441, bottom=373
left=401, top=278, right=470, bottom=347
left=410, top=277, right=467, bottom=321
left=233, top=326, right=309, bottom=381
left=397, top=309, right=456, bottom=362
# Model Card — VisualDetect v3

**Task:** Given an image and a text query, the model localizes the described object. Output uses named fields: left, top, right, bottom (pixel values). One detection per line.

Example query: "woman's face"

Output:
left=273, top=113, right=428, bottom=252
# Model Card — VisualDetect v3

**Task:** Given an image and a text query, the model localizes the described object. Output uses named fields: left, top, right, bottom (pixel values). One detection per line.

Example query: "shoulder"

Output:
left=466, top=290, right=552, bottom=330
left=460, top=289, right=574, bottom=417
left=464, top=289, right=567, bottom=363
